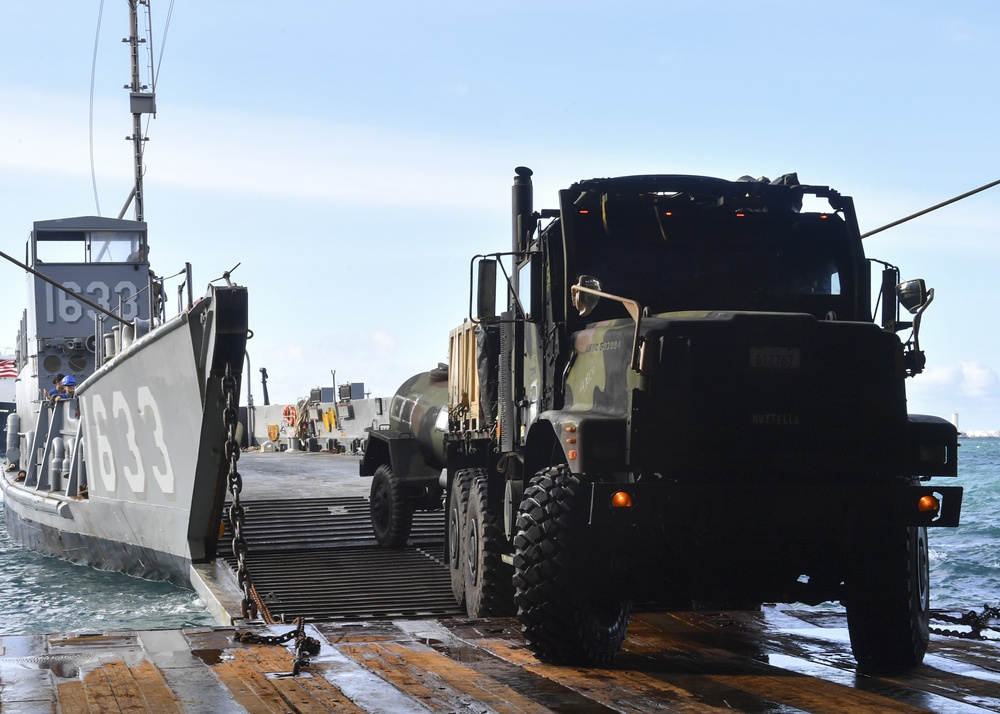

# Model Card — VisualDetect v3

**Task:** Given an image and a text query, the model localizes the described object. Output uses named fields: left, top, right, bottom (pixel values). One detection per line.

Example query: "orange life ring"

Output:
left=283, top=405, right=296, bottom=426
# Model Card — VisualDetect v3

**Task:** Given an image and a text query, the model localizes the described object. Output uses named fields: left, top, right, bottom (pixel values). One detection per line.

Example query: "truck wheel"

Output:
left=513, top=465, right=630, bottom=665
left=464, top=472, right=515, bottom=617
left=449, top=469, right=474, bottom=607
left=369, top=464, right=413, bottom=548
left=846, top=525, right=930, bottom=673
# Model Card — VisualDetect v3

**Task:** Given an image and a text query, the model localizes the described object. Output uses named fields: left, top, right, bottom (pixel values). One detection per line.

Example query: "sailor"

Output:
left=57, top=375, right=77, bottom=400
left=47, top=374, right=66, bottom=401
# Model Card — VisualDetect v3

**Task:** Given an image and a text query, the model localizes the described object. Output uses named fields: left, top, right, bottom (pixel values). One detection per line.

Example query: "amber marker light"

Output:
left=611, top=491, right=633, bottom=508
left=918, top=494, right=940, bottom=513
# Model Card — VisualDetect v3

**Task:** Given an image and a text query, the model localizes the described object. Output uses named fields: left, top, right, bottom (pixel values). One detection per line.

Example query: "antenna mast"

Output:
left=124, top=0, right=156, bottom=222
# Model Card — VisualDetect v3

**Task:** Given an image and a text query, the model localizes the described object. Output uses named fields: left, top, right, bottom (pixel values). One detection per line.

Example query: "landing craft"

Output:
left=0, top=1, right=249, bottom=587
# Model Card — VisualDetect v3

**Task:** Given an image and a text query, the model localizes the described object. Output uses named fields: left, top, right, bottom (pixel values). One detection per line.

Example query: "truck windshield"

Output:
left=569, top=205, right=853, bottom=321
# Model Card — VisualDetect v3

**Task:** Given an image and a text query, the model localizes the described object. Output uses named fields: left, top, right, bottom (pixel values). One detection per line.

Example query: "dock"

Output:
left=2, top=451, right=998, bottom=713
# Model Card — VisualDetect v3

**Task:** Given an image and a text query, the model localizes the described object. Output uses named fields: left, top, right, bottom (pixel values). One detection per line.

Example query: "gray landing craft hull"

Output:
left=1, top=286, right=248, bottom=586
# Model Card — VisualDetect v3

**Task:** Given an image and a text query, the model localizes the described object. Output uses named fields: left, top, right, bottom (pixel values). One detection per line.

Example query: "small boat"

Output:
left=0, top=2, right=249, bottom=587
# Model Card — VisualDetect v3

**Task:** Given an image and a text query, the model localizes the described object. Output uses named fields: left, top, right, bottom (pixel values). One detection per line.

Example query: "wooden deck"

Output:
left=2, top=608, right=998, bottom=712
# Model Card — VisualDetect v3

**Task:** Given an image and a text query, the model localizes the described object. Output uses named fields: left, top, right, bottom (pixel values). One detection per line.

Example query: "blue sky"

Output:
left=1, top=2, right=998, bottom=430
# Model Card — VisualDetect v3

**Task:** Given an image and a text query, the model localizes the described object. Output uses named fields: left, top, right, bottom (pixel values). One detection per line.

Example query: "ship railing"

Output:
left=20, top=398, right=85, bottom=498
left=94, top=262, right=194, bottom=365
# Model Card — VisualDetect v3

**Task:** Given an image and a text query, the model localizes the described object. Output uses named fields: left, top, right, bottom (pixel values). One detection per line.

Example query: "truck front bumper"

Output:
left=584, top=480, right=963, bottom=537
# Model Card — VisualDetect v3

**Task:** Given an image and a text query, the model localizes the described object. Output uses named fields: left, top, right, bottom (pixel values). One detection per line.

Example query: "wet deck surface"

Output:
left=2, top=451, right=998, bottom=712
left=2, top=609, right=999, bottom=713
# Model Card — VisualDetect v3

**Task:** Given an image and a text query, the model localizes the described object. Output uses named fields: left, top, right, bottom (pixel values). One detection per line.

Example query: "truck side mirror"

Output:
left=476, top=259, right=497, bottom=320
left=572, top=275, right=602, bottom=316
left=896, top=279, right=928, bottom=314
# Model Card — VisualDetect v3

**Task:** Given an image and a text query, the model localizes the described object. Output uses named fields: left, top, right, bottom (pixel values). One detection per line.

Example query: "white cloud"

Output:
left=917, top=361, right=1000, bottom=399
left=0, top=87, right=519, bottom=212
left=907, top=360, right=1000, bottom=430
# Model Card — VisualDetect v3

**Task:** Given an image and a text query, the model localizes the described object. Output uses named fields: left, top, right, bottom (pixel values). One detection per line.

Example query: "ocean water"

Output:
left=929, top=438, right=1000, bottom=612
left=0, top=499, right=215, bottom=636
left=0, top=439, right=996, bottom=635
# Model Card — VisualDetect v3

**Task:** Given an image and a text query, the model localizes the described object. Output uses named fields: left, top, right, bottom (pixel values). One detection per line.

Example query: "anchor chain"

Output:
left=224, top=363, right=257, bottom=621
left=234, top=618, right=322, bottom=675
left=225, top=363, right=320, bottom=674
left=930, top=605, right=1000, bottom=640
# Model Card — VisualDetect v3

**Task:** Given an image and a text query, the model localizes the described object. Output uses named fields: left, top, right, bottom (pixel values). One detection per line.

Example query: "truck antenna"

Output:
left=862, top=178, right=1000, bottom=239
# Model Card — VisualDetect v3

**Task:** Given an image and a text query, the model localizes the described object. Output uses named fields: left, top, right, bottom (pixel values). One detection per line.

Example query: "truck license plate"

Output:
left=750, top=347, right=800, bottom=369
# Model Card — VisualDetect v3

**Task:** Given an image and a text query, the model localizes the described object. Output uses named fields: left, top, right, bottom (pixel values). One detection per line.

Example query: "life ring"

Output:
left=283, top=405, right=296, bottom=426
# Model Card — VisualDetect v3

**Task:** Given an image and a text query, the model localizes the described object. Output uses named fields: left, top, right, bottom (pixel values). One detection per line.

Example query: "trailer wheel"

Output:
left=464, top=472, right=515, bottom=617
left=846, top=525, right=930, bottom=673
left=513, top=465, right=630, bottom=665
left=369, top=464, right=412, bottom=548
left=449, top=469, right=474, bottom=607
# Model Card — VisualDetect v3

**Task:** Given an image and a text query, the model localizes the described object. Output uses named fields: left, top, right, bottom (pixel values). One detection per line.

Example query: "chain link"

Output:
left=234, top=617, right=321, bottom=675
left=225, top=362, right=321, bottom=675
left=223, top=363, right=257, bottom=621
left=930, top=605, right=1000, bottom=640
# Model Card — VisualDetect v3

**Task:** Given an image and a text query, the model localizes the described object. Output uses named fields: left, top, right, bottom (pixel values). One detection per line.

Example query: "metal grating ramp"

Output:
left=221, top=497, right=464, bottom=621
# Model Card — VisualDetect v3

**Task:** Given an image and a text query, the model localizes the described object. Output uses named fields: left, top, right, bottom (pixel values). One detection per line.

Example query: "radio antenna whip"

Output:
left=862, top=178, right=1000, bottom=239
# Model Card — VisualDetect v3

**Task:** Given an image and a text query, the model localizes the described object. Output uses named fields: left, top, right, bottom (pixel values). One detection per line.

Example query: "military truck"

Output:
left=360, top=168, right=962, bottom=673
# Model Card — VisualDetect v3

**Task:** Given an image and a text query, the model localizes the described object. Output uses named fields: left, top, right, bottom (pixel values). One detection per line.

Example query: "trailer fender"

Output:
left=359, top=432, right=390, bottom=476
left=359, top=430, right=439, bottom=484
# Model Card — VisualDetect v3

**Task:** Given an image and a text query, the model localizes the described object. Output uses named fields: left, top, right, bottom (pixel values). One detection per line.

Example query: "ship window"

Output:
left=33, top=230, right=145, bottom=264
left=90, top=231, right=144, bottom=263
left=35, top=237, right=86, bottom=264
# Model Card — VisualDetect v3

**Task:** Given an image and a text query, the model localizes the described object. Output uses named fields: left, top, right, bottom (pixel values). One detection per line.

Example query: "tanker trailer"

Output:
left=359, top=365, right=449, bottom=547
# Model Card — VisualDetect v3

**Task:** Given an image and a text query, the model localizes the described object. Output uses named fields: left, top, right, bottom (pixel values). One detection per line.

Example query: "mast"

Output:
left=125, top=0, right=155, bottom=222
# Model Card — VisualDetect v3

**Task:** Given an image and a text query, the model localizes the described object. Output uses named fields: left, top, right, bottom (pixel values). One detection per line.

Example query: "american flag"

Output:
left=0, top=360, right=17, bottom=379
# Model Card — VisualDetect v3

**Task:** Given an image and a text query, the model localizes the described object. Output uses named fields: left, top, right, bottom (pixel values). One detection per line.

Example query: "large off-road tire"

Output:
left=464, top=472, right=516, bottom=617
left=448, top=469, right=474, bottom=607
left=513, top=465, right=631, bottom=665
left=846, top=525, right=930, bottom=673
left=369, top=464, right=413, bottom=548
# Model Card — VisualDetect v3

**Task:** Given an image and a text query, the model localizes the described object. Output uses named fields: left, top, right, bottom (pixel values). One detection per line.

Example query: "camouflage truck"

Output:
left=360, top=168, right=962, bottom=673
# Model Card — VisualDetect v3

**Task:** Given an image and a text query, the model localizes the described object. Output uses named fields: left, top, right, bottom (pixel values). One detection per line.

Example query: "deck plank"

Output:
left=79, top=666, right=121, bottom=713
left=377, top=641, right=554, bottom=714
